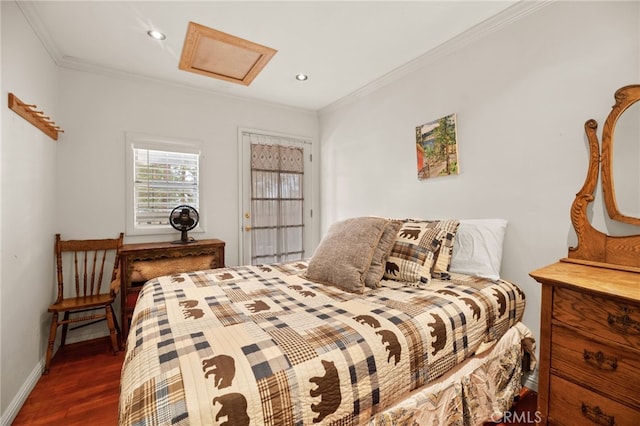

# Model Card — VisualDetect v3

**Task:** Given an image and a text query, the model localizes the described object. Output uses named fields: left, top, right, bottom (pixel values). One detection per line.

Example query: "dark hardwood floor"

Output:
left=13, top=337, right=123, bottom=426
left=13, top=337, right=537, bottom=425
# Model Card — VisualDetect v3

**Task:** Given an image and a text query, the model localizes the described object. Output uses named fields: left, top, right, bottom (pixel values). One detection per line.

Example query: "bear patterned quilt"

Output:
left=119, top=261, right=525, bottom=425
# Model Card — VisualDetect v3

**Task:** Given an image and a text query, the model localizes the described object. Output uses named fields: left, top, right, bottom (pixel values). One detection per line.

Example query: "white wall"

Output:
left=1, top=1, right=59, bottom=420
left=55, top=68, right=320, bottom=264
left=318, top=0, right=640, bottom=375
left=0, top=3, right=319, bottom=422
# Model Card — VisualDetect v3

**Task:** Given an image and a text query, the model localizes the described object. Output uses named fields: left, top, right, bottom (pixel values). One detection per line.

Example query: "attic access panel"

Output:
left=179, top=21, right=277, bottom=86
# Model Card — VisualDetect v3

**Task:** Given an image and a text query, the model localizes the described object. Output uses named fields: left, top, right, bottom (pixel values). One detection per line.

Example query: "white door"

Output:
left=239, top=130, right=313, bottom=265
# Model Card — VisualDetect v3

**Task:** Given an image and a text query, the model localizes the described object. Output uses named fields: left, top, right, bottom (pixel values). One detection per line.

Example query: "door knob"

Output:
left=245, top=225, right=252, bottom=232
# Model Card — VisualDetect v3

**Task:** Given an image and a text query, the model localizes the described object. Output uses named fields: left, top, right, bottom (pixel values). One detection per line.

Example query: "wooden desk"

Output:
left=119, top=238, right=225, bottom=338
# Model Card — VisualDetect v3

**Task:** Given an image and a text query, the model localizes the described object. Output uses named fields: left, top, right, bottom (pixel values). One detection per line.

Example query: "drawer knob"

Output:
left=607, top=306, right=640, bottom=336
left=582, top=349, right=618, bottom=371
left=581, top=403, right=615, bottom=426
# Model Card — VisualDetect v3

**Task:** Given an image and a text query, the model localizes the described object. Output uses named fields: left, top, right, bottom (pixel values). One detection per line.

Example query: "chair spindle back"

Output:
left=55, top=233, right=124, bottom=303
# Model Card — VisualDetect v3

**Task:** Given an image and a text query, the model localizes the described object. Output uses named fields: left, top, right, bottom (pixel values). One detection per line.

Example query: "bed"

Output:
left=119, top=217, right=535, bottom=425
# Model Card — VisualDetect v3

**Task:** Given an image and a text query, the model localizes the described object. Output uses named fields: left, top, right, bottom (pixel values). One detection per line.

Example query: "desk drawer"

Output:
left=129, top=253, right=221, bottom=282
left=551, top=325, right=640, bottom=408
left=553, top=287, right=640, bottom=350
left=549, top=375, right=639, bottom=426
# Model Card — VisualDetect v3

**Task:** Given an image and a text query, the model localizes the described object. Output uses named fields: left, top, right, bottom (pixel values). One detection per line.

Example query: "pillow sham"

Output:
left=449, top=219, right=507, bottom=280
left=306, top=216, right=389, bottom=293
left=403, top=219, right=460, bottom=279
left=383, top=222, right=444, bottom=285
left=365, top=220, right=402, bottom=289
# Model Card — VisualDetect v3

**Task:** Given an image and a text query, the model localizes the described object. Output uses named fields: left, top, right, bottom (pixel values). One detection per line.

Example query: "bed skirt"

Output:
left=369, top=322, right=535, bottom=426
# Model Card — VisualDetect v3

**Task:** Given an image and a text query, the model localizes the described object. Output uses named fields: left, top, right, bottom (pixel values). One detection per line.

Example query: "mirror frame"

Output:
left=565, top=85, right=640, bottom=272
left=601, top=84, right=640, bottom=226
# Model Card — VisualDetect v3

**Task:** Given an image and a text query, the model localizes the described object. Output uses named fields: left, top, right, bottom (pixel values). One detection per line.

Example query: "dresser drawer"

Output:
left=553, top=287, right=640, bottom=350
left=549, top=375, right=640, bottom=426
left=550, top=324, right=640, bottom=408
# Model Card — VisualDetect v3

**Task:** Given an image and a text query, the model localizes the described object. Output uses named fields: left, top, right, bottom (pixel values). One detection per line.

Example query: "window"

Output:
left=125, top=133, right=202, bottom=236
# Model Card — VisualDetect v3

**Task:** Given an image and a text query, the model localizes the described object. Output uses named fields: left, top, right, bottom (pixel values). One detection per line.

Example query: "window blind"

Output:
left=134, top=148, right=199, bottom=226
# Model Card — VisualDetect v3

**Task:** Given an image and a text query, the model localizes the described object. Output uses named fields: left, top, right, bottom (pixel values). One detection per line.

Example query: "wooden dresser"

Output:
left=119, top=238, right=225, bottom=338
left=530, top=261, right=640, bottom=426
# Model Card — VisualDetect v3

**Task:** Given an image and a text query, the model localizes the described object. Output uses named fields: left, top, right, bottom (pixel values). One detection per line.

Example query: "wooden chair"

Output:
left=44, top=233, right=124, bottom=374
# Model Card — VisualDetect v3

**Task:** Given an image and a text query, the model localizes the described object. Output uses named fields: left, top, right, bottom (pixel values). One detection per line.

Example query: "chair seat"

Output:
left=48, top=293, right=115, bottom=312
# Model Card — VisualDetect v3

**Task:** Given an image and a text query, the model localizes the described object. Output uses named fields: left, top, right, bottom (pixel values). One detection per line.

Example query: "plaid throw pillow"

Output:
left=383, top=223, right=444, bottom=285
left=424, top=219, right=461, bottom=279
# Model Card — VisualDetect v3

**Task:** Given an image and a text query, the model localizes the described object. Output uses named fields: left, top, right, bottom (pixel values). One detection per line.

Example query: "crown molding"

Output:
left=17, top=0, right=552, bottom=116
left=319, top=0, right=554, bottom=116
left=59, top=54, right=318, bottom=115
left=16, top=1, right=317, bottom=116
left=17, top=0, right=63, bottom=65
left=63, top=54, right=315, bottom=115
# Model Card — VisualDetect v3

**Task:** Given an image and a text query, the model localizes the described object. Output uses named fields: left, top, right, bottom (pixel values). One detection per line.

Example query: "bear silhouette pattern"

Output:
left=461, top=297, right=482, bottom=321
left=309, top=360, right=342, bottom=423
left=246, top=300, right=270, bottom=313
left=212, top=392, right=250, bottom=426
left=398, top=227, right=421, bottom=240
left=202, top=354, right=235, bottom=389
left=179, top=299, right=198, bottom=309
left=179, top=300, right=204, bottom=320
left=492, top=289, right=507, bottom=317
left=428, top=313, right=447, bottom=356
left=287, top=285, right=315, bottom=298
left=385, top=261, right=400, bottom=276
left=375, top=329, right=401, bottom=365
left=183, top=308, right=204, bottom=319
left=436, top=289, right=459, bottom=297
left=514, top=285, right=526, bottom=301
left=353, top=314, right=380, bottom=329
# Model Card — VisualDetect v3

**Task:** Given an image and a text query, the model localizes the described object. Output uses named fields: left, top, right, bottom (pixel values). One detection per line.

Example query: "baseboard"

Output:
left=1, top=359, right=43, bottom=426
left=1, top=325, right=110, bottom=426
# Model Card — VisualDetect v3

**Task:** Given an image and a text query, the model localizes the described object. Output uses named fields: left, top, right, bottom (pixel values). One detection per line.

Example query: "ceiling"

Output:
left=18, top=1, right=535, bottom=112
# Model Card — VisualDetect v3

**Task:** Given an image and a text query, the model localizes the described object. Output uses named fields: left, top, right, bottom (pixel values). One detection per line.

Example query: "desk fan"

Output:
left=169, top=205, right=199, bottom=244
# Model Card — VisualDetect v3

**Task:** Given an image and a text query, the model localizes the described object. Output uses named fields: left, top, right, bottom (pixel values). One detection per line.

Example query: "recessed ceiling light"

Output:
left=147, top=30, right=166, bottom=41
left=295, top=74, right=309, bottom=81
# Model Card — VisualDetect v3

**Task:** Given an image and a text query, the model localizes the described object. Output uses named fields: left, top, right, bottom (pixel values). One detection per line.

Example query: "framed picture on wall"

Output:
left=415, top=113, right=459, bottom=180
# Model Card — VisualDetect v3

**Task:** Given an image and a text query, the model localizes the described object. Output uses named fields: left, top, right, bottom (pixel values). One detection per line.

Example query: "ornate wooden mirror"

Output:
left=601, top=85, right=640, bottom=225
left=565, top=84, right=640, bottom=271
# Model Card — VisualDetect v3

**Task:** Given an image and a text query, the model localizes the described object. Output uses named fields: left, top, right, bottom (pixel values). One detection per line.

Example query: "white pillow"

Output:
left=449, top=219, right=507, bottom=280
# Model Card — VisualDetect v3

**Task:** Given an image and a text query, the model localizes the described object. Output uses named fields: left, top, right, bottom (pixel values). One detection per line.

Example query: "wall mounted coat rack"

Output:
left=8, top=92, right=64, bottom=140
